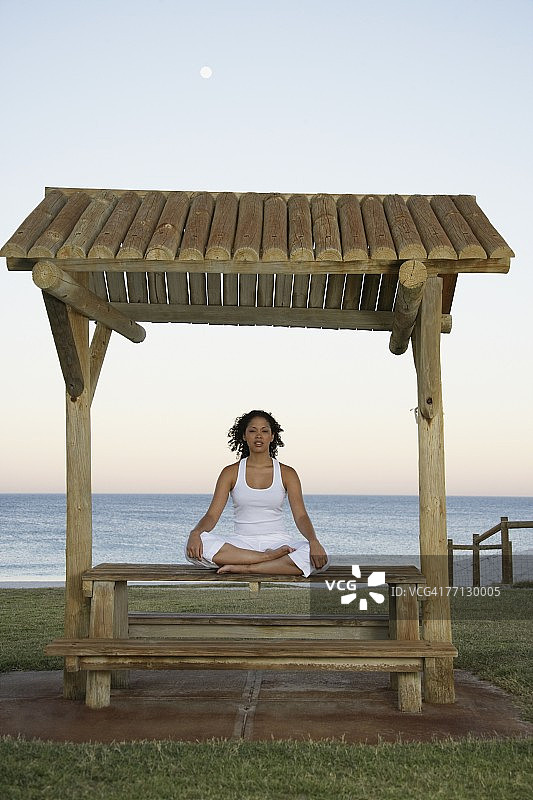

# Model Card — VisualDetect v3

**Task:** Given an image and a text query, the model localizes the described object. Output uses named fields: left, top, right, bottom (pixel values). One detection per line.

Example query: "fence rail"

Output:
left=448, top=517, right=533, bottom=586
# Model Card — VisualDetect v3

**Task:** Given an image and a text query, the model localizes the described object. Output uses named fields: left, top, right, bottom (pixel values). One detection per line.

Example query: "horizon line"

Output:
left=0, top=491, right=532, bottom=499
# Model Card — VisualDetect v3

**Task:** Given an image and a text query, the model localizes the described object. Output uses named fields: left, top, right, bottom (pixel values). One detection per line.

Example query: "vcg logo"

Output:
left=325, top=564, right=386, bottom=610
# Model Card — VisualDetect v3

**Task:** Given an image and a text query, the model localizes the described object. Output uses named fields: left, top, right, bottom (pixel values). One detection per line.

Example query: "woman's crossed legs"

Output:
left=212, top=542, right=303, bottom=575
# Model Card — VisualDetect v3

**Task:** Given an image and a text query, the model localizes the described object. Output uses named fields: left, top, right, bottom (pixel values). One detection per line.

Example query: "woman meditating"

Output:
left=185, top=410, right=330, bottom=576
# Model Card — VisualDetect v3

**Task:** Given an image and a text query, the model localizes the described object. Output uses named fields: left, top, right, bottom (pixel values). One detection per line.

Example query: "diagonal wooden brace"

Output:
left=42, top=292, right=84, bottom=399
left=89, top=323, right=112, bottom=405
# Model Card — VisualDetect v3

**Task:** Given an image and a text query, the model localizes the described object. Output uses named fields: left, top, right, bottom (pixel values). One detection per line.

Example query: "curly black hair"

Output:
left=227, top=410, right=285, bottom=459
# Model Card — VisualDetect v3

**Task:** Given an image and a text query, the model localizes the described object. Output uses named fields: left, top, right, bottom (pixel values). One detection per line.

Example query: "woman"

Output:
left=185, top=410, right=330, bottom=576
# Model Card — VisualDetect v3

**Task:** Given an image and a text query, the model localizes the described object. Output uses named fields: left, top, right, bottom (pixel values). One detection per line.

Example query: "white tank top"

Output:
left=231, top=457, right=287, bottom=538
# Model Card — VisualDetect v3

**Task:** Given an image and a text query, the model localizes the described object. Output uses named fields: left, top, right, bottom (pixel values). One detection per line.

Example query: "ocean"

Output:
left=1, top=494, right=532, bottom=585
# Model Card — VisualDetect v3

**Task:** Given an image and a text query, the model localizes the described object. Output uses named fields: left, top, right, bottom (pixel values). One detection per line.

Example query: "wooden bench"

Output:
left=46, top=563, right=457, bottom=713
left=47, top=638, right=457, bottom=714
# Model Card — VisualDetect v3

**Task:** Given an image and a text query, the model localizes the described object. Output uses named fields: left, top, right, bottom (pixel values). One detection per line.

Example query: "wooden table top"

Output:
left=82, top=563, right=426, bottom=585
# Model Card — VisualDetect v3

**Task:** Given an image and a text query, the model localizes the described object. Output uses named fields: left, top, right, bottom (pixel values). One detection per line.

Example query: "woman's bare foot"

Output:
left=217, top=563, right=250, bottom=574
left=263, top=545, right=296, bottom=559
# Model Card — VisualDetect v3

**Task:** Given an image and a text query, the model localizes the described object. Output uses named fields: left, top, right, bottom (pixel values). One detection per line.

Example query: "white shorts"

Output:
left=184, top=531, right=330, bottom=578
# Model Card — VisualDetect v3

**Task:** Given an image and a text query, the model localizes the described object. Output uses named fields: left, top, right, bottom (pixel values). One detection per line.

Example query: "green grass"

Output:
left=0, top=737, right=532, bottom=800
left=1, top=587, right=532, bottom=799
left=0, top=589, right=65, bottom=671
left=449, top=590, right=533, bottom=721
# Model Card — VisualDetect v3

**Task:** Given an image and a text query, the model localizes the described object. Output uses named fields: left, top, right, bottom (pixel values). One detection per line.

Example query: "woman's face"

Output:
left=244, top=416, right=274, bottom=455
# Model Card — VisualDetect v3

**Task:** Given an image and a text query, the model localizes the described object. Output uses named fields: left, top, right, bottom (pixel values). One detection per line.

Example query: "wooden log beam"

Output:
left=42, top=292, right=84, bottom=399
left=0, top=189, right=66, bottom=257
left=233, top=193, right=263, bottom=262
left=111, top=302, right=452, bottom=333
left=32, top=261, right=146, bottom=343
left=312, top=194, right=342, bottom=261
left=262, top=194, right=288, bottom=262
left=389, top=260, right=427, bottom=355
left=8, top=256, right=512, bottom=276
left=205, top=192, right=238, bottom=260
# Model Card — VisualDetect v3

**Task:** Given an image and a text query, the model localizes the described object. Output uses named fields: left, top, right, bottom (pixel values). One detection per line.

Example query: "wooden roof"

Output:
left=2, top=187, right=514, bottom=330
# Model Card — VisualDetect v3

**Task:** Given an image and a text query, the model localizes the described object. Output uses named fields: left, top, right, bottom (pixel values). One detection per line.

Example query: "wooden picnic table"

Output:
left=46, top=563, right=456, bottom=712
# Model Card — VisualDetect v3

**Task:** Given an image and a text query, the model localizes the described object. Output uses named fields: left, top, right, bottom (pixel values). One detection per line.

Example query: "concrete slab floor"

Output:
left=0, top=669, right=532, bottom=744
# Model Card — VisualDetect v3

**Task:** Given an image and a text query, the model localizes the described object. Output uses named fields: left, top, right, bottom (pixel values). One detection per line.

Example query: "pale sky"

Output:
left=0, top=0, right=532, bottom=496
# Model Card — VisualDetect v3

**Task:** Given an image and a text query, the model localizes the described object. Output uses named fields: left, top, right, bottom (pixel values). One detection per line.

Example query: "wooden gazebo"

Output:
left=2, top=188, right=514, bottom=706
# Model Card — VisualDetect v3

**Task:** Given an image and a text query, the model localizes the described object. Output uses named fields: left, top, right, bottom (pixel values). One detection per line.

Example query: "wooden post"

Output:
left=501, top=517, right=513, bottom=584
left=472, top=535, right=481, bottom=587
left=63, top=282, right=92, bottom=699
left=111, top=581, right=129, bottom=689
left=388, top=587, right=398, bottom=691
left=412, top=275, right=455, bottom=704
left=395, top=587, right=422, bottom=712
left=447, top=539, right=454, bottom=587
left=86, top=580, right=114, bottom=708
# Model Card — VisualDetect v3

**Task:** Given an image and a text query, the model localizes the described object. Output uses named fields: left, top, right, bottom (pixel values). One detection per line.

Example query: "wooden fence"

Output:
left=447, top=517, right=533, bottom=586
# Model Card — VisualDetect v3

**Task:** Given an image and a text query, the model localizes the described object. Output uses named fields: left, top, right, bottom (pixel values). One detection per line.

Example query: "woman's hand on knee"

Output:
left=187, top=531, right=203, bottom=559
left=310, top=540, right=328, bottom=569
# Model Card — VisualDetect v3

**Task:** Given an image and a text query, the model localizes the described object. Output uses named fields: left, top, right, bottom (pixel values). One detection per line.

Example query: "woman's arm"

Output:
left=186, top=464, right=235, bottom=559
left=283, top=465, right=328, bottom=569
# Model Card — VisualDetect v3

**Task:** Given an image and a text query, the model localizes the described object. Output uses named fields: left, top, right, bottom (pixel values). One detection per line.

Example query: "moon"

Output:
left=200, top=66, right=213, bottom=79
